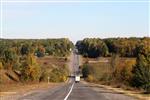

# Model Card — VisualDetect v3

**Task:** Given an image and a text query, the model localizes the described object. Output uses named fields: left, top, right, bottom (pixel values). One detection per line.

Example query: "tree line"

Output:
left=76, top=37, right=150, bottom=58
left=0, top=38, right=73, bottom=57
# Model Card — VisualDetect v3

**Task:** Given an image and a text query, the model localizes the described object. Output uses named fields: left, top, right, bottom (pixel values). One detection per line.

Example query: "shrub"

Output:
left=86, top=75, right=95, bottom=82
left=21, top=54, right=41, bottom=82
left=3, top=49, right=16, bottom=70
left=21, top=65, right=41, bottom=82
left=119, top=60, right=134, bottom=84
left=36, top=46, right=45, bottom=57
left=82, top=64, right=90, bottom=78
left=112, top=60, right=134, bottom=84
left=40, top=69, right=51, bottom=82
left=49, top=66, right=68, bottom=82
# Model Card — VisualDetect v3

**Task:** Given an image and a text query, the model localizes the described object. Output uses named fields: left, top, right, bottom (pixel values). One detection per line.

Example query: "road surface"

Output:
left=0, top=51, right=137, bottom=100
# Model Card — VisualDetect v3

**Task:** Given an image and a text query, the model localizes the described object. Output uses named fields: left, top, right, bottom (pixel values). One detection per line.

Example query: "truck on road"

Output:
left=75, top=75, right=80, bottom=83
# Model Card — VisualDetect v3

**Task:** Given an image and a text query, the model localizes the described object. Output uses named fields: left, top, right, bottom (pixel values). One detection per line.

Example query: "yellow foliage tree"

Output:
left=21, top=54, right=41, bottom=82
left=0, top=62, right=3, bottom=70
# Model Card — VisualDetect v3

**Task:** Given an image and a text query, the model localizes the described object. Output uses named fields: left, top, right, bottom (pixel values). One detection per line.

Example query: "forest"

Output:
left=76, top=37, right=150, bottom=93
left=0, top=38, right=73, bottom=83
left=76, top=37, right=150, bottom=58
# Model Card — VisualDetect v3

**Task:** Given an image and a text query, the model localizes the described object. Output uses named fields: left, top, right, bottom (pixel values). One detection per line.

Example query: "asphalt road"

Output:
left=1, top=51, right=137, bottom=100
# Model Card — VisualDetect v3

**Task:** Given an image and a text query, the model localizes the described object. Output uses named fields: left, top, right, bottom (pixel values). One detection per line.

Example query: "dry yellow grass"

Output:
left=37, top=56, right=68, bottom=68
left=0, top=82, right=60, bottom=96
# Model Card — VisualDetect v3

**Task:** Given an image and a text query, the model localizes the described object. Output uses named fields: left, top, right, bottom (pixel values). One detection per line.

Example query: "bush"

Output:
left=82, top=64, right=90, bottom=78
left=86, top=75, right=95, bottom=82
left=36, top=46, right=45, bottom=57
left=21, top=65, right=41, bottom=82
left=49, top=66, right=68, bottom=82
left=40, top=69, right=51, bottom=82
left=21, top=54, right=42, bottom=82
left=112, top=60, right=134, bottom=84
left=131, top=54, right=150, bottom=93
left=119, top=60, right=134, bottom=84
left=3, top=49, right=16, bottom=70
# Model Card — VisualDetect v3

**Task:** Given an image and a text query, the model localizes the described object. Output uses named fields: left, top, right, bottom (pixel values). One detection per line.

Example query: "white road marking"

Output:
left=64, top=83, right=75, bottom=100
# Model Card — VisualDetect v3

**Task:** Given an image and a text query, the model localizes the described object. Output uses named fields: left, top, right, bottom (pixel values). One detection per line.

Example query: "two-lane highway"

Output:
left=1, top=51, right=137, bottom=100
left=18, top=52, right=78, bottom=100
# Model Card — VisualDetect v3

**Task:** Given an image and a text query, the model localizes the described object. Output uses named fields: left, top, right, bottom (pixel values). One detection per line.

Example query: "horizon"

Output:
left=1, top=36, right=149, bottom=43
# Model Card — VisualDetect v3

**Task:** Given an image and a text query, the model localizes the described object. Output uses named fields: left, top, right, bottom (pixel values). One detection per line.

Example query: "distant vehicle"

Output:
left=75, top=75, right=80, bottom=83
left=74, top=48, right=78, bottom=54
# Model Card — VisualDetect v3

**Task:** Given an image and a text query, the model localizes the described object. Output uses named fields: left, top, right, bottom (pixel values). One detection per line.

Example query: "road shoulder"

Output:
left=0, top=82, right=61, bottom=97
left=82, top=81, right=150, bottom=100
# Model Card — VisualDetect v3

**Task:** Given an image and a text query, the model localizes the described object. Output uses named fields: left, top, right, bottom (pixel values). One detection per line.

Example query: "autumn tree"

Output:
left=36, top=46, right=45, bottom=57
left=76, top=38, right=109, bottom=58
left=3, top=49, right=17, bottom=70
left=21, top=44, right=31, bottom=55
left=21, top=54, right=41, bottom=82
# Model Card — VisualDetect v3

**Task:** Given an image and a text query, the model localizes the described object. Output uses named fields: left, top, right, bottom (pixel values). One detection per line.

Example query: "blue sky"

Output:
left=0, top=0, right=149, bottom=42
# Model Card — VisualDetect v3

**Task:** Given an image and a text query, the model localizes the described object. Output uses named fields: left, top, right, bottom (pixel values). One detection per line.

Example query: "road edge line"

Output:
left=64, top=83, right=74, bottom=100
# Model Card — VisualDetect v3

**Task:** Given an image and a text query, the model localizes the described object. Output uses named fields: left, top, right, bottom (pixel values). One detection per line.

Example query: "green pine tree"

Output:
left=132, top=54, right=150, bottom=93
